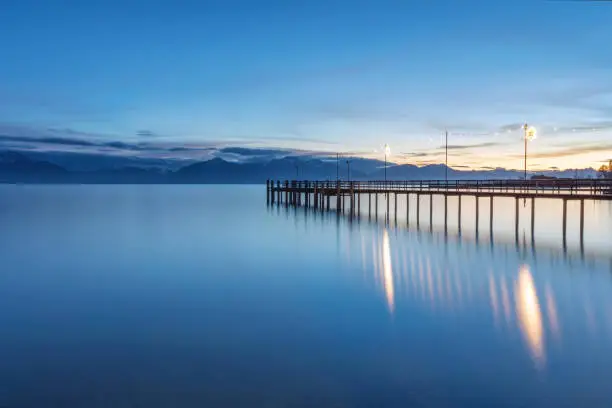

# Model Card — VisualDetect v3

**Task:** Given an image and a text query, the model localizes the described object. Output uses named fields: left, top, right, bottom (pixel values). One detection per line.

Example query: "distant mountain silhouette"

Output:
left=0, top=151, right=67, bottom=182
left=0, top=150, right=598, bottom=183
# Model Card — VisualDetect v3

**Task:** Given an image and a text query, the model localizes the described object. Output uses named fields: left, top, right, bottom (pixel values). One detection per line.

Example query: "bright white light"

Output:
left=384, top=144, right=391, bottom=156
left=523, top=124, right=537, bottom=141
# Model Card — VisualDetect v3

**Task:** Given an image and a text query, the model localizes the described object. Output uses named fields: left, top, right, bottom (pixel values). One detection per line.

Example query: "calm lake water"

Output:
left=1, top=185, right=612, bottom=407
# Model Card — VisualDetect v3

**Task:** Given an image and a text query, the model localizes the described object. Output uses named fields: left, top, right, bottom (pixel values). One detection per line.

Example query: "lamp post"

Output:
left=445, top=129, right=449, bottom=182
left=523, top=124, right=537, bottom=180
left=384, top=144, right=390, bottom=182
left=346, top=159, right=351, bottom=182
left=336, top=153, right=339, bottom=181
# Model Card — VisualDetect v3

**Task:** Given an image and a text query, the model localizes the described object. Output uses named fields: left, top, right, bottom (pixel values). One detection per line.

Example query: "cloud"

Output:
left=220, top=147, right=292, bottom=157
left=438, top=142, right=502, bottom=151
left=401, top=152, right=432, bottom=158
left=136, top=130, right=158, bottom=137
left=510, top=142, right=612, bottom=160
left=497, top=123, right=524, bottom=133
left=0, top=134, right=98, bottom=147
left=0, top=133, right=221, bottom=158
left=535, top=81, right=612, bottom=116
left=0, top=124, right=340, bottom=166
left=548, top=121, right=612, bottom=137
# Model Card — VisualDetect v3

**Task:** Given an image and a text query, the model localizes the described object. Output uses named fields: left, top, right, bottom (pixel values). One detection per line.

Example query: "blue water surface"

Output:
left=0, top=185, right=611, bottom=407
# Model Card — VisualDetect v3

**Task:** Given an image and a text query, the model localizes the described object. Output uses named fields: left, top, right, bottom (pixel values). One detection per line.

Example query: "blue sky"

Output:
left=1, top=0, right=611, bottom=169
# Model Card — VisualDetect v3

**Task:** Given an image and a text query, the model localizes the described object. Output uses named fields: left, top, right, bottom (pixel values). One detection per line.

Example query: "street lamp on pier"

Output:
left=523, top=124, right=537, bottom=180
left=384, top=144, right=391, bottom=182
left=346, top=159, right=351, bottom=182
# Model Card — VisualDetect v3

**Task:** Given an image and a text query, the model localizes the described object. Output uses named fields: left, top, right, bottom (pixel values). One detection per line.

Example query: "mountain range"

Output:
left=0, top=150, right=598, bottom=184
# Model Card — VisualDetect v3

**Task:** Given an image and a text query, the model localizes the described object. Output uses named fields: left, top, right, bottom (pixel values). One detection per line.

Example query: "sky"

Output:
left=0, top=0, right=611, bottom=170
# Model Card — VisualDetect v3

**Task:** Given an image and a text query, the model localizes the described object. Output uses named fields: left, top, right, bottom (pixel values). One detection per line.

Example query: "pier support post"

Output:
left=386, top=192, right=390, bottom=221
left=394, top=193, right=398, bottom=223
left=531, top=197, right=535, bottom=238
left=416, top=194, right=421, bottom=229
left=515, top=197, right=519, bottom=241
left=444, top=195, right=448, bottom=233
left=489, top=196, right=494, bottom=233
left=475, top=196, right=480, bottom=235
left=368, top=193, right=371, bottom=218
left=580, top=199, right=585, bottom=247
left=313, top=183, right=318, bottom=209
left=376, top=193, right=379, bottom=217
left=458, top=195, right=462, bottom=232
left=336, top=181, right=341, bottom=212
left=350, top=183, right=355, bottom=216
left=266, top=180, right=270, bottom=204
left=562, top=199, right=568, bottom=244
left=407, top=193, right=410, bottom=224
left=429, top=194, right=433, bottom=230
left=277, top=181, right=281, bottom=204
left=285, top=180, right=289, bottom=205
left=357, top=190, right=360, bottom=215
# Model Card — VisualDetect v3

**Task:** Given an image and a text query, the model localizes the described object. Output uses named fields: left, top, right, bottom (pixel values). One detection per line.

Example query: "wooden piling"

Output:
left=416, top=194, right=421, bottom=229
left=562, top=199, right=568, bottom=243
left=429, top=194, right=433, bottom=230
left=285, top=180, right=289, bottom=205
left=580, top=199, right=585, bottom=245
left=531, top=197, right=535, bottom=237
left=375, top=193, right=379, bottom=217
left=336, top=181, right=341, bottom=212
left=515, top=197, right=519, bottom=239
left=406, top=193, right=410, bottom=224
left=444, top=195, right=448, bottom=232
left=458, top=195, right=462, bottom=231
left=394, top=193, right=398, bottom=223
left=489, top=196, right=494, bottom=232
left=475, top=196, right=479, bottom=234
left=386, top=192, right=390, bottom=220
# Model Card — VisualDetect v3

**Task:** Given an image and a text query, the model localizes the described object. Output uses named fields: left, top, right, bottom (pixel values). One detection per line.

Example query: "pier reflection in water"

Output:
left=271, top=202, right=612, bottom=404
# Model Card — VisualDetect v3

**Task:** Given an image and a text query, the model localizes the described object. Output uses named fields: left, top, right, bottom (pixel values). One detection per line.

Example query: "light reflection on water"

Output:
left=515, top=266, right=545, bottom=367
left=1, top=185, right=612, bottom=407
left=381, top=229, right=395, bottom=314
left=303, top=199, right=612, bottom=375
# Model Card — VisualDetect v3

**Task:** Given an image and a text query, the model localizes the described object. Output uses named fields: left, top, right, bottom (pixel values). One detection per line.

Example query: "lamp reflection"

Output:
left=500, top=279, right=511, bottom=326
left=545, top=284, right=560, bottom=340
left=515, top=265, right=545, bottom=367
left=489, top=275, right=500, bottom=326
left=382, top=229, right=395, bottom=313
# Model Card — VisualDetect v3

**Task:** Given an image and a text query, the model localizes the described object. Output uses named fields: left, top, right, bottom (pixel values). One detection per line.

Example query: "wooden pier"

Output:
left=266, top=179, right=612, bottom=247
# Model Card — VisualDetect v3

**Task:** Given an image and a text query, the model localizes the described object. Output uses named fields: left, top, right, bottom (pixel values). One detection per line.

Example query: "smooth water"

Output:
left=1, top=185, right=611, bottom=407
